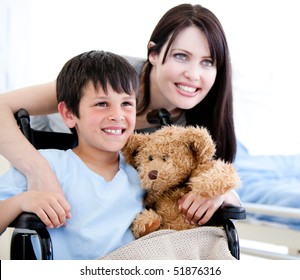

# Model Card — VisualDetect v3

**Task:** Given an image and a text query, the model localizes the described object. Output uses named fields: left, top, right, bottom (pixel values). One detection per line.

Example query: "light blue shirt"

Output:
left=0, top=149, right=144, bottom=259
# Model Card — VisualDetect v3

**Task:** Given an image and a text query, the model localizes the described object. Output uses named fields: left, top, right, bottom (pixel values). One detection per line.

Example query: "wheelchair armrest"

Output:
left=208, top=203, right=246, bottom=226
left=9, top=212, right=53, bottom=260
left=207, top=203, right=246, bottom=260
left=216, top=203, right=246, bottom=220
left=9, top=212, right=46, bottom=230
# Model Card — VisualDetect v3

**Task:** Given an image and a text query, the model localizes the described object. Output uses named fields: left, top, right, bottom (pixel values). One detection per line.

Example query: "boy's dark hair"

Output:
left=56, top=50, right=139, bottom=117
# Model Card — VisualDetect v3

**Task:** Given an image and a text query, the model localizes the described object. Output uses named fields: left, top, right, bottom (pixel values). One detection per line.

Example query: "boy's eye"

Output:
left=96, top=102, right=108, bottom=107
left=122, top=101, right=135, bottom=107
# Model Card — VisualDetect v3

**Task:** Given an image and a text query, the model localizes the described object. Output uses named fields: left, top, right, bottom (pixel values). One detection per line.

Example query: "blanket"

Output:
left=100, top=227, right=235, bottom=260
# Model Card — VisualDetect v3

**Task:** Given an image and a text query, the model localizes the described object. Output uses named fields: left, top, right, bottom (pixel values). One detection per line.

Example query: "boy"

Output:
left=0, top=50, right=144, bottom=259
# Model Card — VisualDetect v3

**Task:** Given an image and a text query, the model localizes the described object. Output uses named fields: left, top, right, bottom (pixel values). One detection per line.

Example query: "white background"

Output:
left=1, top=0, right=299, bottom=155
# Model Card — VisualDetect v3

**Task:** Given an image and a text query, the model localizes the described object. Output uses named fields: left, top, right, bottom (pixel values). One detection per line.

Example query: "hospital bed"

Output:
left=234, top=141, right=300, bottom=259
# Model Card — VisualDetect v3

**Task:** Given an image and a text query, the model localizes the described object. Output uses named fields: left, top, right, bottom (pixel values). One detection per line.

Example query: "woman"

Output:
left=0, top=4, right=240, bottom=227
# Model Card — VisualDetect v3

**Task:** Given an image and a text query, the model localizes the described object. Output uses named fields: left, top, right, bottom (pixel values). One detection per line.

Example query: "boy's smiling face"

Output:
left=60, top=81, right=136, bottom=157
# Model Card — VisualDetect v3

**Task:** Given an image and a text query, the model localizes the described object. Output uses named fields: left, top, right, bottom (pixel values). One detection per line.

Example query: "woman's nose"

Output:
left=184, top=64, right=200, bottom=81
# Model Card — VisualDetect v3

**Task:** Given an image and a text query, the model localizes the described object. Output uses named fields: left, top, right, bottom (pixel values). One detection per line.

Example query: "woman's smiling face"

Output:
left=149, top=26, right=217, bottom=111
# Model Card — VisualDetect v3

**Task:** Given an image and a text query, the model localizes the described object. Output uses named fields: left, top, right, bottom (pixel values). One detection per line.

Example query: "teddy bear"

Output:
left=122, top=125, right=240, bottom=238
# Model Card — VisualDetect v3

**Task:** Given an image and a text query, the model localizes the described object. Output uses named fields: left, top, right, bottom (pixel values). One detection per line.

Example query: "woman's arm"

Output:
left=0, top=82, right=65, bottom=194
left=178, top=190, right=241, bottom=225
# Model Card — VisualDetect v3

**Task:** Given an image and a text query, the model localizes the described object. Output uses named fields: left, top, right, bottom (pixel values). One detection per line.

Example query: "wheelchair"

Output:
left=8, top=108, right=246, bottom=260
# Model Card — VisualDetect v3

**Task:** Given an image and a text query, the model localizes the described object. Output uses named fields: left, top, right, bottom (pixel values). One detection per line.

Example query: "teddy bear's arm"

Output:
left=189, top=160, right=240, bottom=197
left=131, top=209, right=161, bottom=238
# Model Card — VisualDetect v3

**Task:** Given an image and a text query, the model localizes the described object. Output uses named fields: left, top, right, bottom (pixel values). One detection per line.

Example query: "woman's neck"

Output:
left=136, top=66, right=183, bottom=130
left=148, top=71, right=175, bottom=112
left=136, top=96, right=183, bottom=130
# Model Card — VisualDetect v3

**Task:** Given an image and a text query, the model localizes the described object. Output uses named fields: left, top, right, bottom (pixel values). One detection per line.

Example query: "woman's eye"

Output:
left=201, top=59, right=214, bottom=67
left=174, top=53, right=188, bottom=61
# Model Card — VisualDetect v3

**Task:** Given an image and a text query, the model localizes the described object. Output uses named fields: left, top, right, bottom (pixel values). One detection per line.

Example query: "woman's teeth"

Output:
left=177, top=84, right=197, bottom=93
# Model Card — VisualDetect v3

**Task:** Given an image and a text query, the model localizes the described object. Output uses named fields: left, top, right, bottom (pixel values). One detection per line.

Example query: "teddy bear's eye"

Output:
left=149, top=155, right=153, bottom=161
left=162, top=155, right=169, bottom=161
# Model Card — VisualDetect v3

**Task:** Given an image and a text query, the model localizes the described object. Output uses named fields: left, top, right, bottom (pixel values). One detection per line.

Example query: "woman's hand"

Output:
left=26, top=160, right=65, bottom=194
left=178, top=190, right=241, bottom=225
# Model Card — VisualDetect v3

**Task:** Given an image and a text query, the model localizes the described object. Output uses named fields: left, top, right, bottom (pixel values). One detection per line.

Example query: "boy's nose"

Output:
left=108, top=114, right=125, bottom=122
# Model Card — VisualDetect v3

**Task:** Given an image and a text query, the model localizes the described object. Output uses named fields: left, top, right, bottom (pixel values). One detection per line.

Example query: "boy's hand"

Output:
left=20, top=191, right=71, bottom=228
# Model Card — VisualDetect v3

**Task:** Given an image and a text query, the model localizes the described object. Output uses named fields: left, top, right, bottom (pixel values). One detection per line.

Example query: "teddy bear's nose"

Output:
left=148, top=170, right=158, bottom=180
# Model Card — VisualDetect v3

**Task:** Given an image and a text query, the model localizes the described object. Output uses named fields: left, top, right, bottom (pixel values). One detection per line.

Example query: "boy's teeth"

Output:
left=177, top=84, right=197, bottom=93
left=103, top=129, right=122, bottom=135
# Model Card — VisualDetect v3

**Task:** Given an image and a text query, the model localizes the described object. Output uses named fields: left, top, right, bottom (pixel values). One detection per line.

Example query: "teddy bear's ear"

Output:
left=185, top=126, right=216, bottom=163
left=122, top=133, right=149, bottom=167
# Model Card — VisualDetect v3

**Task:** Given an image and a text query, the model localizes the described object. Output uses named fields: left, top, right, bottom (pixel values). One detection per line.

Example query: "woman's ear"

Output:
left=148, top=41, right=156, bottom=50
left=58, top=102, right=76, bottom=128
left=148, top=41, right=158, bottom=65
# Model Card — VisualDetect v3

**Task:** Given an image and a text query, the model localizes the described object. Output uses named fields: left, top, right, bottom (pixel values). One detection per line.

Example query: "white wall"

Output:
left=1, top=0, right=299, bottom=155
left=0, top=0, right=255, bottom=88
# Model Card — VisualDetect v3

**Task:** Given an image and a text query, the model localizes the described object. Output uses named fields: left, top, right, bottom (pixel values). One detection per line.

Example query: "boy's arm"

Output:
left=0, top=194, right=25, bottom=234
left=0, top=191, right=71, bottom=235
